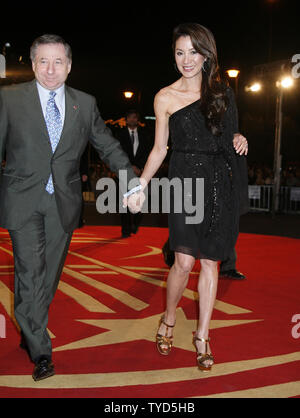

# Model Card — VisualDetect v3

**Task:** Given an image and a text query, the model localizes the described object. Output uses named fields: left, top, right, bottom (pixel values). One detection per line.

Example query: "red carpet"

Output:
left=0, top=226, right=299, bottom=398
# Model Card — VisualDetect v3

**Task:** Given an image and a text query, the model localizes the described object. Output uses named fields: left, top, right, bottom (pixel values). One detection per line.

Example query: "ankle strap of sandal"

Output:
left=161, top=317, right=175, bottom=329
left=194, top=336, right=210, bottom=343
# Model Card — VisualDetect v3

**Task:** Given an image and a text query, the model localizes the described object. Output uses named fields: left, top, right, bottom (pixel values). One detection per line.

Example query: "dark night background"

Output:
left=1, top=0, right=300, bottom=167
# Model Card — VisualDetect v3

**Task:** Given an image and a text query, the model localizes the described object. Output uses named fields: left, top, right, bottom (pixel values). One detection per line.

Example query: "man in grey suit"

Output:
left=0, top=34, right=137, bottom=381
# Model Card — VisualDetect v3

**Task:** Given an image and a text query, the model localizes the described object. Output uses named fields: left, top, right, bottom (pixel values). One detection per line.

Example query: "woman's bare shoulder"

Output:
left=154, top=83, right=179, bottom=114
left=155, top=85, right=173, bottom=102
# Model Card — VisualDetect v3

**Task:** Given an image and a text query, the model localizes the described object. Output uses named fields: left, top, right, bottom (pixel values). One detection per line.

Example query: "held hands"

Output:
left=123, top=178, right=147, bottom=214
left=233, top=133, right=248, bottom=156
left=124, top=191, right=146, bottom=213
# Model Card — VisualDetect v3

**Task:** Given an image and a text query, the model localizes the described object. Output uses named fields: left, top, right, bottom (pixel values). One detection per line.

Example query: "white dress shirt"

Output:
left=128, top=127, right=139, bottom=157
left=36, top=81, right=66, bottom=124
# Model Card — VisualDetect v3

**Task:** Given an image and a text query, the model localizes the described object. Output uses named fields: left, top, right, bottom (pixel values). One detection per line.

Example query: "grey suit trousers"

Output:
left=9, top=191, right=72, bottom=362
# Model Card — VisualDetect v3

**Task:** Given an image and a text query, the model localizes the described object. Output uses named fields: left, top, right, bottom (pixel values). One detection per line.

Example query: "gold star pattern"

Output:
left=54, top=307, right=262, bottom=353
left=1, top=232, right=262, bottom=359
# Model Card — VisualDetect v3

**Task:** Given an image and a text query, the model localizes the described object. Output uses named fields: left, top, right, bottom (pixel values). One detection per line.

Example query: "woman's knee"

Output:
left=200, top=259, right=218, bottom=273
left=174, top=253, right=195, bottom=274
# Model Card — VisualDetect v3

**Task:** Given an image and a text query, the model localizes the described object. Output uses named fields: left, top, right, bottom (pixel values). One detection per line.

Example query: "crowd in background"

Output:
left=248, top=164, right=300, bottom=187
left=83, top=160, right=300, bottom=202
left=66, top=116, right=300, bottom=199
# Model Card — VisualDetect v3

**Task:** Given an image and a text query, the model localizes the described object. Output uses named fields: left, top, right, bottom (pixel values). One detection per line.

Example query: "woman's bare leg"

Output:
left=195, top=258, right=219, bottom=367
left=158, top=252, right=195, bottom=347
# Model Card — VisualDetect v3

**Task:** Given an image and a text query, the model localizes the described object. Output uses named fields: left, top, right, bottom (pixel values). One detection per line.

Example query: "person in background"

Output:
left=115, top=109, right=152, bottom=237
left=255, top=168, right=265, bottom=185
left=219, top=248, right=246, bottom=279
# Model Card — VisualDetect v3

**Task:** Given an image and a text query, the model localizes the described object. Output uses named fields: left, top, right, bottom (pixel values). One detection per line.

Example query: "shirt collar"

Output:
left=36, top=81, right=65, bottom=101
left=128, top=127, right=138, bottom=134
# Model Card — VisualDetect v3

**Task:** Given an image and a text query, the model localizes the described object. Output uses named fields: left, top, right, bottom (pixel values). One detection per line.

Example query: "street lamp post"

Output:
left=272, top=87, right=283, bottom=216
left=246, top=75, right=294, bottom=216
left=245, top=82, right=262, bottom=93
left=272, top=76, right=294, bottom=216
left=226, top=69, right=240, bottom=96
left=123, top=90, right=142, bottom=106
left=123, top=91, right=134, bottom=100
left=2, top=42, right=11, bottom=56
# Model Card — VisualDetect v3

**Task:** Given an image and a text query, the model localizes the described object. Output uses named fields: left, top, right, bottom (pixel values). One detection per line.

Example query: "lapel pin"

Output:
left=73, top=105, right=79, bottom=110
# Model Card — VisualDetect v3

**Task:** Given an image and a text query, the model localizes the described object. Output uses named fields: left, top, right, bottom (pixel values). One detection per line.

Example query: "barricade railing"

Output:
left=248, top=185, right=300, bottom=214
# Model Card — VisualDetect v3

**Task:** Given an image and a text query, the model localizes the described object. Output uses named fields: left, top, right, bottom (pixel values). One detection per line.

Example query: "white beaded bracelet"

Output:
left=123, top=184, right=142, bottom=198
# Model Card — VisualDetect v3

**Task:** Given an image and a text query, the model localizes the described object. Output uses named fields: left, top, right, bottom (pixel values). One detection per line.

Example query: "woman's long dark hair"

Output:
left=172, top=23, right=228, bottom=136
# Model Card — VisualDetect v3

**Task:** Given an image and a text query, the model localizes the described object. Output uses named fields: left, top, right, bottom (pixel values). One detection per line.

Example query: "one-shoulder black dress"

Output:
left=168, top=87, right=248, bottom=261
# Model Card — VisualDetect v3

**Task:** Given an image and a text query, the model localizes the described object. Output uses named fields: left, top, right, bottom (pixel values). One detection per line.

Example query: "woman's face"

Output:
left=175, top=35, right=206, bottom=79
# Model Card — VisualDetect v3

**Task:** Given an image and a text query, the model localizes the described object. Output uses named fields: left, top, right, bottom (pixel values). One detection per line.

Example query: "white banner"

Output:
left=248, top=185, right=261, bottom=199
left=290, top=187, right=300, bottom=201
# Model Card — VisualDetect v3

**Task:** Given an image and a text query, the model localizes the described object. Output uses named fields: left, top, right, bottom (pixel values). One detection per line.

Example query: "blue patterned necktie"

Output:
left=45, top=91, right=63, bottom=194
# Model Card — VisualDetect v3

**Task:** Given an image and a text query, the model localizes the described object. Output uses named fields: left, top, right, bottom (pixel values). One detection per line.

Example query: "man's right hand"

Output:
left=123, top=191, right=145, bottom=213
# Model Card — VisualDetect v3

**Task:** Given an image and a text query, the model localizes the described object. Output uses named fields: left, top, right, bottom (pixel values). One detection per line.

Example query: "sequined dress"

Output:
left=168, top=87, right=248, bottom=261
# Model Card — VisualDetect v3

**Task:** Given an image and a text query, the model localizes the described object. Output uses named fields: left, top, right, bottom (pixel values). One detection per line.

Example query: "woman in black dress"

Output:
left=126, top=23, right=248, bottom=371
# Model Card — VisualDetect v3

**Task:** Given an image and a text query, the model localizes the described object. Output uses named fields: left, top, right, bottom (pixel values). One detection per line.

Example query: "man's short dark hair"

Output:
left=30, top=34, right=72, bottom=62
left=125, top=109, right=140, bottom=120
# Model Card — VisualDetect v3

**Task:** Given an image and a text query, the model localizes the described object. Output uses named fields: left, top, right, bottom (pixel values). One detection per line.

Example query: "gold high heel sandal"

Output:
left=193, top=335, right=214, bottom=372
left=156, top=316, right=175, bottom=356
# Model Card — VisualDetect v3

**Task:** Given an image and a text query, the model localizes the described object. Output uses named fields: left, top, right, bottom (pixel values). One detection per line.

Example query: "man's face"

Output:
left=126, top=113, right=139, bottom=129
left=32, top=43, right=71, bottom=90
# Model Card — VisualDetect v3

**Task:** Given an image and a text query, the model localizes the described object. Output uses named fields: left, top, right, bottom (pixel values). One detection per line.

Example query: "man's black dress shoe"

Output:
left=219, top=269, right=246, bottom=280
left=32, top=357, right=55, bottom=382
left=131, top=225, right=139, bottom=234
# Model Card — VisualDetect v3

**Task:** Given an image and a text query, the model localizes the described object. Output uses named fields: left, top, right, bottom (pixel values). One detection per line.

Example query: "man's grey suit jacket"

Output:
left=0, top=80, right=136, bottom=232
